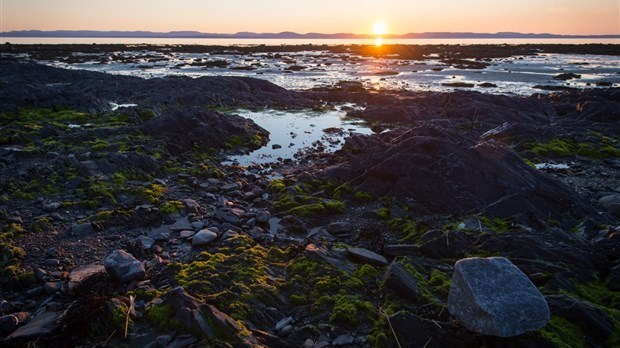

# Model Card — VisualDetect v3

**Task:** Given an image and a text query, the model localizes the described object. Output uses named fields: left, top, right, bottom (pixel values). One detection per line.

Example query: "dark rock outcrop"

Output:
left=0, top=61, right=312, bottom=113
left=327, top=128, right=596, bottom=225
left=141, top=108, right=268, bottom=154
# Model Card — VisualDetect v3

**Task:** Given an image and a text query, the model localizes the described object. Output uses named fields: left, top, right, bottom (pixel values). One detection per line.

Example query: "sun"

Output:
left=373, top=21, right=387, bottom=35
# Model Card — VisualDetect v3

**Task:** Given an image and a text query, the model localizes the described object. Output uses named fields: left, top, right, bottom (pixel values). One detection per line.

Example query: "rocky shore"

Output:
left=0, top=58, right=619, bottom=347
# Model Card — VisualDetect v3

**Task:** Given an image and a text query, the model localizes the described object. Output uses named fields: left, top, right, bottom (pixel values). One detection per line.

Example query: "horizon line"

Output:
left=2, top=29, right=619, bottom=39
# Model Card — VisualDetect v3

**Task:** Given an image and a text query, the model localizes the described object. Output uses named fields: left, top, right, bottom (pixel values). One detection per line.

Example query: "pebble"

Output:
left=179, top=230, right=196, bottom=239
left=191, top=230, right=218, bottom=246
left=43, top=259, right=60, bottom=267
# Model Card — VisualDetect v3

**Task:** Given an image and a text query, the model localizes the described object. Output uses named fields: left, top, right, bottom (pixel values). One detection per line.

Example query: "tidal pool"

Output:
left=223, top=105, right=375, bottom=166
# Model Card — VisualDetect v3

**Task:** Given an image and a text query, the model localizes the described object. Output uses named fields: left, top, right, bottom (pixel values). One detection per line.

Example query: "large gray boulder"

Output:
left=104, top=250, right=146, bottom=283
left=448, top=257, right=549, bottom=337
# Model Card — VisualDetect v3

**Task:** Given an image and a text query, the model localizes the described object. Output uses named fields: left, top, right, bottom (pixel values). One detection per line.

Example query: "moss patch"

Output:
left=174, top=235, right=285, bottom=320
left=522, top=138, right=620, bottom=159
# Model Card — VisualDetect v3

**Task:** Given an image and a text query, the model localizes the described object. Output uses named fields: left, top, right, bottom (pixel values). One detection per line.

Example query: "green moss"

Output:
left=174, top=235, right=284, bottom=320
left=354, top=264, right=380, bottom=284
left=400, top=263, right=450, bottom=305
left=0, top=242, right=26, bottom=262
left=226, top=133, right=266, bottom=150
left=376, top=208, right=390, bottom=220
left=85, top=138, right=112, bottom=151
left=29, top=217, right=53, bottom=233
left=354, top=191, right=373, bottom=202
left=289, top=294, right=308, bottom=306
left=189, top=163, right=226, bottom=179
left=476, top=215, right=511, bottom=234
left=324, top=199, right=346, bottom=213
left=268, top=179, right=286, bottom=193
left=161, top=200, right=184, bottom=214
left=146, top=303, right=181, bottom=331
left=286, top=199, right=346, bottom=217
left=136, top=183, right=166, bottom=204
left=90, top=209, right=132, bottom=223
left=537, top=316, right=585, bottom=348
left=328, top=294, right=375, bottom=326
left=523, top=138, right=620, bottom=159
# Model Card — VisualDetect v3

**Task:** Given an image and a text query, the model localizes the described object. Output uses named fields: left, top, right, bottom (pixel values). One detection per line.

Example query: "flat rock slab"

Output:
left=347, top=247, right=388, bottom=266
left=68, top=264, right=105, bottom=295
left=327, top=222, right=353, bottom=235
left=384, top=262, right=421, bottom=300
left=448, top=257, right=550, bottom=337
left=168, top=218, right=193, bottom=231
left=6, top=311, right=59, bottom=341
left=384, top=244, right=420, bottom=257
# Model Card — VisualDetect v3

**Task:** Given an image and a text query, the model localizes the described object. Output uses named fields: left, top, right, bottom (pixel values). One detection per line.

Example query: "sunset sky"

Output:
left=2, top=0, right=619, bottom=35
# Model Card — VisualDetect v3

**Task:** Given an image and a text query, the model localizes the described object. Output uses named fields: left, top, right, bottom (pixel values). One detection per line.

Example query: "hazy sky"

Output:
left=2, top=0, right=618, bottom=34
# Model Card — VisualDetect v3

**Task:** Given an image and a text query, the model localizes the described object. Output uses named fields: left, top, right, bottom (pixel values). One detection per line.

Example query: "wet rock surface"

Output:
left=0, top=58, right=618, bottom=347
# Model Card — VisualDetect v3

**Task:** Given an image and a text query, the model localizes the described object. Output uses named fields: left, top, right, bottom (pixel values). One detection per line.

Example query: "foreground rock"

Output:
left=327, top=128, right=597, bottom=225
left=448, top=257, right=550, bottom=337
left=103, top=250, right=146, bottom=283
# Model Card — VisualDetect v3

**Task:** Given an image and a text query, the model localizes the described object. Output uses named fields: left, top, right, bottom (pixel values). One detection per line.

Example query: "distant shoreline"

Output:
left=2, top=30, right=619, bottom=39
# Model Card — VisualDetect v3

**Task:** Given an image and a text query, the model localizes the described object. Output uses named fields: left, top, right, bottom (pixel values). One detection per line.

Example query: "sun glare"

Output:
left=373, top=21, right=387, bottom=35
left=375, top=37, right=383, bottom=47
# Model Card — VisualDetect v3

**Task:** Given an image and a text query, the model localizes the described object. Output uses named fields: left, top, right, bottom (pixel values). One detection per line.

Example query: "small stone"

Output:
left=43, top=259, right=60, bottom=267
left=180, top=230, right=196, bottom=239
left=44, top=281, right=63, bottom=294
left=448, top=257, right=550, bottom=337
left=69, top=223, right=95, bottom=236
left=303, top=338, right=315, bottom=348
left=221, top=182, right=241, bottom=192
left=272, top=144, right=282, bottom=149
left=135, top=236, right=155, bottom=250
left=215, top=209, right=240, bottom=225
left=191, top=221, right=205, bottom=229
left=256, top=210, right=270, bottom=223
left=104, top=250, right=146, bottom=283
left=43, top=202, right=62, bottom=212
left=183, top=199, right=201, bottom=213
left=192, top=230, right=218, bottom=246
left=275, top=316, right=294, bottom=331
left=67, top=264, right=106, bottom=295
left=599, top=194, right=620, bottom=217
left=327, top=222, right=353, bottom=235
left=347, top=247, right=388, bottom=266
left=333, top=333, right=355, bottom=346
left=278, top=324, right=292, bottom=337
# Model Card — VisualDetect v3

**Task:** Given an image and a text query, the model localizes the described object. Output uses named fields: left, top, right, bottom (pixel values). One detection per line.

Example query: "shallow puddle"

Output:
left=223, top=105, right=375, bottom=166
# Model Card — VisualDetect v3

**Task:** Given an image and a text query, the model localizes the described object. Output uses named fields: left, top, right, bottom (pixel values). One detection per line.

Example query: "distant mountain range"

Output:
left=1, top=30, right=619, bottom=39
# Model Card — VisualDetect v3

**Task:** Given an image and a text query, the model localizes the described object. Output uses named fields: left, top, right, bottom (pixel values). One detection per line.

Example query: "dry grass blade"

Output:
left=124, top=295, right=135, bottom=339
left=379, top=307, right=402, bottom=348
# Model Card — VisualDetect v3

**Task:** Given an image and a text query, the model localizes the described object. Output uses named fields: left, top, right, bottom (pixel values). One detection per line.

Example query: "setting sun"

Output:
left=373, top=21, right=387, bottom=35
